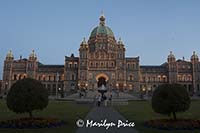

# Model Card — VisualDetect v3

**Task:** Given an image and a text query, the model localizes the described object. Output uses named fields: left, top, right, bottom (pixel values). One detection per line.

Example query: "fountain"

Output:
left=98, top=85, right=107, bottom=96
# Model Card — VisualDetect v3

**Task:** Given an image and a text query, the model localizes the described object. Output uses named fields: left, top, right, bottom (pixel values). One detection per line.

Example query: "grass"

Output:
left=115, top=100, right=200, bottom=133
left=1, top=99, right=200, bottom=133
left=0, top=100, right=91, bottom=133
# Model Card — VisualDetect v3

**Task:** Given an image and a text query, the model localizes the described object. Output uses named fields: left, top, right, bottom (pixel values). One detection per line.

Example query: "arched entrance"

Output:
left=98, top=77, right=106, bottom=87
left=96, top=73, right=109, bottom=87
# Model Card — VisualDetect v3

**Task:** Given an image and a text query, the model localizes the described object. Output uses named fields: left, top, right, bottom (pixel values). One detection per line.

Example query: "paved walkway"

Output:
left=76, top=107, right=138, bottom=133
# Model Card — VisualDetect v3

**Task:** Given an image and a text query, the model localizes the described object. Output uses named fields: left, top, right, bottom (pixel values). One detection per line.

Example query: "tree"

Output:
left=152, top=84, right=190, bottom=120
left=7, top=78, right=49, bottom=118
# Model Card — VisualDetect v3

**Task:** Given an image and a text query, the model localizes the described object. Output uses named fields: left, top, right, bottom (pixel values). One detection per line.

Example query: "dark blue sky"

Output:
left=1, top=0, right=200, bottom=79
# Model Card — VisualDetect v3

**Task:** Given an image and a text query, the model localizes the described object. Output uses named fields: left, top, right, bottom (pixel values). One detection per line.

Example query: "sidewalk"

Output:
left=76, top=106, right=138, bottom=133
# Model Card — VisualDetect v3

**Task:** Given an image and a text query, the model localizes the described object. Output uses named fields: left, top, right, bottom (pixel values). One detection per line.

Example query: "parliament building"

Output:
left=2, top=15, right=200, bottom=95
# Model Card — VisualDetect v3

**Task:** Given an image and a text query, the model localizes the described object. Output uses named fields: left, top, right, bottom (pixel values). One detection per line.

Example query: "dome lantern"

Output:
left=81, top=37, right=87, bottom=45
left=99, top=15, right=105, bottom=26
left=168, top=51, right=175, bottom=58
left=167, top=51, right=176, bottom=62
left=6, top=50, right=14, bottom=60
left=29, top=50, right=37, bottom=61
left=118, top=37, right=123, bottom=45
left=191, top=51, right=199, bottom=61
left=90, top=14, right=114, bottom=38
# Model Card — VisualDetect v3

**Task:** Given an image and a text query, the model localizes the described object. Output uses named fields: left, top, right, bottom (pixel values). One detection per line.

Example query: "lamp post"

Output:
left=85, top=83, right=88, bottom=89
left=78, top=83, right=80, bottom=90
left=147, top=87, right=151, bottom=99
left=5, top=82, right=8, bottom=95
left=124, top=83, right=127, bottom=92
left=56, top=72, right=59, bottom=99
left=85, top=83, right=88, bottom=97
left=116, top=83, right=119, bottom=88
left=116, top=83, right=119, bottom=97
left=58, top=88, right=61, bottom=98
left=142, top=87, right=146, bottom=99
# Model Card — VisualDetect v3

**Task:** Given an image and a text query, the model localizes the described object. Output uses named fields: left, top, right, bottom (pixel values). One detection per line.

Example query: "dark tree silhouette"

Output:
left=152, top=84, right=190, bottom=120
left=7, top=78, right=49, bottom=118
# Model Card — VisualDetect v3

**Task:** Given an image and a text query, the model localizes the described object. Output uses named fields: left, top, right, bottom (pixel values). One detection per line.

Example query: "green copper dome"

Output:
left=90, top=15, right=114, bottom=37
left=90, top=26, right=114, bottom=37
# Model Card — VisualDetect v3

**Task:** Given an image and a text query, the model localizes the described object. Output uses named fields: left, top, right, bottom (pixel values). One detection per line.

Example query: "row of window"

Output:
left=5, top=63, right=33, bottom=69
left=170, top=64, right=200, bottom=70
left=43, top=84, right=64, bottom=95
left=67, top=62, right=78, bottom=68
left=140, top=84, right=198, bottom=91
left=81, top=52, right=125, bottom=59
left=67, top=74, right=76, bottom=80
left=13, top=74, right=27, bottom=80
left=67, top=61, right=137, bottom=69
left=88, top=73, right=134, bottom=81
left=177, top=75, right=192, bottom=81
left=37, top=75, right=64, bottom=82
left=141, top=75, right=168, bottom=82
left=127, top=63, right=137, bottom=69
left=178, top=65, right=191, bottom=69
left=13, top=73, right=77, bottom=82
left=80, top=53, right=87, bottom=58
left=118, top=53, right=124, bottom=59
left=89, top=61, right=115, bottom=68
left=89, top=53, right=115, bottom=59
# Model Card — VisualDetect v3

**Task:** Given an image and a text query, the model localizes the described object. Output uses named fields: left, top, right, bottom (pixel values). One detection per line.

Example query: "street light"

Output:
left=116, top=83, right=119, bottom=88
left=147, top=87, right=151, bottom=99
left=140, top=87, right=146, bottom=100
left=116, top=83, right=119, bottom=97
left=124, top=83, right=127, bottom=92
left=129, top=84, right=132, bottom=91
left=85, top=83, right=88, bottom=88
left=5, top=82, right=8, bottom=95
left=58, top=88, right=61, bottom=98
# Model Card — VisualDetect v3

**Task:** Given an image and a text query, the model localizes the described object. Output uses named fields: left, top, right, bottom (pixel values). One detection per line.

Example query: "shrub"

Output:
left=7, top=78, right=49, bottom=118
left=152, top=84, right=190, bottom=120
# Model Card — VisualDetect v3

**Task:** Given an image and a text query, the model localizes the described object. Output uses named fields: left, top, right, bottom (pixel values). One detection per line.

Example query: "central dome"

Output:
left=88, top=15, right=117, bottom=53
left=90, top=15, right=114, bottom=37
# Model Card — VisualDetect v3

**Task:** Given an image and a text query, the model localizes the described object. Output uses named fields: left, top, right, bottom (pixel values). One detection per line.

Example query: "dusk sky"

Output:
left=0, top=0, right=200, bottom=79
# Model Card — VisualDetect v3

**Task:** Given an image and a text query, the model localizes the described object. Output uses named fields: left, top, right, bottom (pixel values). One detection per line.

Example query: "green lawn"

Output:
left=115, top=100, right=200, bottom=133
left=1, top=99, right=200, bottom=133
left=0, top=100, right=91, bottom=133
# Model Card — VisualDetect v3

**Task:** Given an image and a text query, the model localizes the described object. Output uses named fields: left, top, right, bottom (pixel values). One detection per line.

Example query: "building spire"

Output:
left=191, top=51, right=198, bottom=61
left=6, top=49, right=14, bottom=60
left=99, top=11, right=105, bottom=26
left=82, top=37, right=87, bottom=44
left=29, top=49, right=37, bottom=60
left=168, top=51, right=175, bottom=60
left=101, top=10, right=104, bottom=17
left=118, top=37, right=123, bottom=44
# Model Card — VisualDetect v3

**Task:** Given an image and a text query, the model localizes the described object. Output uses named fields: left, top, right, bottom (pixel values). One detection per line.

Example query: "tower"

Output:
left=191, top=51, right=199, bottom=94
left=87, top=14, right=118, bottom=90
left=64, top=53, right=79, bottom=91
left=3, top=50, right=14, bottom=94
left=116, top=38, right=126, bottom=89
left=27, top=50, right=38, bottom=79
left=78, top=37, right=89, bottom=89
left=167, top=51, right=177, bottom=83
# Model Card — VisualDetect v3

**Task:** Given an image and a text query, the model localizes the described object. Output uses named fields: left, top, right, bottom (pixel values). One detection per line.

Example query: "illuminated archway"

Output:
left=96, top=73, right=109, bottom=87
left=95, top=73, right=109, bottom=82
